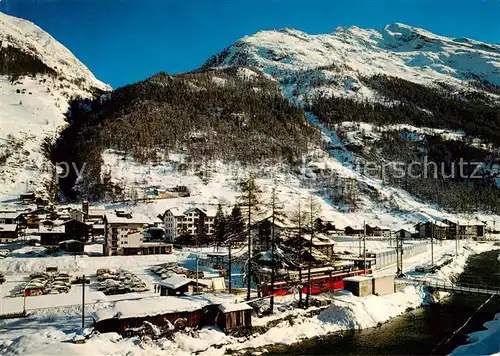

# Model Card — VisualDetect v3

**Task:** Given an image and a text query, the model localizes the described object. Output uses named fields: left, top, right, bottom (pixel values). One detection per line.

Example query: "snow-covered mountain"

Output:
left=204, top=23, right=500, bottom=101
left=199, top=23, right=500, bottom=222
left=0, top=11, right=109, bottom=93
left=0, top=11, right=110, bottom=202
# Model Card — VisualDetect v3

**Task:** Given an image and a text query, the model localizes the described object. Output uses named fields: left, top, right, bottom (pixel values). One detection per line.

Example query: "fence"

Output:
left=373, top=242, right=428, bottom=269
left=406, top=278, right=500, bottom=296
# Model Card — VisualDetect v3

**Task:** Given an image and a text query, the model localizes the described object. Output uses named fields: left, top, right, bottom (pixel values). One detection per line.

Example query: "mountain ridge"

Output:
left=203, top=22, right=500, bottom=92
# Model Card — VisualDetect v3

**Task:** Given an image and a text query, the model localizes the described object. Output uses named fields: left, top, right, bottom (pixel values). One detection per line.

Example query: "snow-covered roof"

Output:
left=93, top=294, right=239, bottom=322
left=159, top=275, right=190, bottom=289
left=59, top=239, right=83, bottom=244
left=0, top=224, right=17, bottom=232
left=302, top=234, right=335, bottom=246
left=165, top=207, right=185, bottom=217
left=37, top=226, right=65, bottom=233
left=343, top=275, right=373, bottom=282
left=0, top=212, right=22, bottom=219
left=219, top=302, right=253, bottom=313
left=434, top=221, right=449, bottom=228
left=104, top=212, right=150, bottom=225
left=346, top=225, right=364, bottom=230
left=88, top=209, right=106, bottom=216
left=454, top=219, right=485, bottom=226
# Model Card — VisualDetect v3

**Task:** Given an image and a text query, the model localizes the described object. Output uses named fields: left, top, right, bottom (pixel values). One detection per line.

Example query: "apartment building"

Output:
left=163, top=207, right=216, bottom=242
left=103, top=211, right=150, bottom=256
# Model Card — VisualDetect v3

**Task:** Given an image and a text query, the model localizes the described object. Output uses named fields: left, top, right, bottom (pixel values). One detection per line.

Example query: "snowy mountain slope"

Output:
left=0, top=11, right=110, bottom=93
left=204, top=23, right=500, bottom=101
left=200, top=23, right=500, bottom=219
left=0, top=11, right=110, bottom=202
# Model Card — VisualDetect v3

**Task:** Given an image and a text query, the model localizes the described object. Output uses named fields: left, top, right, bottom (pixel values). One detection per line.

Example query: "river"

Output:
left=260, top=249, right=500, bottom=356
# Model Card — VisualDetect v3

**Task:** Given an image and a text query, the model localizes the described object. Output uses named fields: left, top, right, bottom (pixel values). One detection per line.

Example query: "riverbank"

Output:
left=450, top=250, right=500, bottom=356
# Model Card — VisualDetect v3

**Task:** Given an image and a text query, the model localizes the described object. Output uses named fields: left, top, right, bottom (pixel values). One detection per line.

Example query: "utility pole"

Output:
left=363, top=220, right=367, bottom=275
left=298, top=269, right=303, bottom=307
left=227, top=242, right=232, bottom=293
left=270, top=188, right=276, bottom=314
left=247, top=184, right=252, bottom=301
left=81, top=275, right=85, bottom=329
left=431, top=221, right=434, bottom=266
left=358, top=228, right=362, bottom=256
left=306, top=196, right=314, bottom=309
left=196, top=253, right=199, bottom=294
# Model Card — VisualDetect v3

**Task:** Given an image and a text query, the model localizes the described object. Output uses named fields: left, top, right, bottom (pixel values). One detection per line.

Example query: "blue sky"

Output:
left=1, top=0, right=499, bottom=88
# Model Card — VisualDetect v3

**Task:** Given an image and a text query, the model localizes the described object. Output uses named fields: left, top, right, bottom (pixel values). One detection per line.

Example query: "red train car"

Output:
left=261, top=268, right=372, bottom=297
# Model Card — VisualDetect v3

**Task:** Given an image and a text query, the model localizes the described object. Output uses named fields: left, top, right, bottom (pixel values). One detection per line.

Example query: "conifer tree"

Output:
left=213, top=203, right=227, bottom=250
left=237, top=173, right=264, bottom=301
left=227, top=204, right=245, bottom=235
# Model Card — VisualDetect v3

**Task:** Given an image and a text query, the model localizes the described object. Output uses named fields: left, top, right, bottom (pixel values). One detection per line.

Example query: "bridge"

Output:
left=401, top=278, right=500, bottom=297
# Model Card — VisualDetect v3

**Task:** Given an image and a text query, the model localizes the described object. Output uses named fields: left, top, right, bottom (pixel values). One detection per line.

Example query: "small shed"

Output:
left=372, top=275, right=395, bottom=296
left=343, top=275, right=373, bottom=297
left=159, top=275, right=210, bottom=296
left=217, top=303, right=253, bottom=333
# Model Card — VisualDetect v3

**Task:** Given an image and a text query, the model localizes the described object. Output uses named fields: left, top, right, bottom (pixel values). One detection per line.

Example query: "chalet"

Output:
left=19, top=192, right=35, bottom=203
left=93, top=295, right=250, bottom=336
left=344, top=225, right=364, bottom=236
left=25, top=208, right=58, bottom=229
left=301, top=233, right=335, bottom=260
left=314, top=218, right=337, bottom=234
left=299, top=247, right=332, bottom=267
left=38, top=230, right=67, bottom=246
left=442, top=219, right=485, bottom=238
left=223, top=216, right=298, bottom=253
left=0, top=224, right=18, bottom=243
left=0, top=212, right=23, bottom=225
left=372, top=226, right=391, bottom=237
left=62, top=219, right=91, bottom=243
left=415, top=221, right=449, bottom=239
left=396, top=229, right=413, bottom=240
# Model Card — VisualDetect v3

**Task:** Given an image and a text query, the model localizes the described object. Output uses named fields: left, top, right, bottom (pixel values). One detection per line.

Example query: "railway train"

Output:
left=261, top=266, right=372, bottom=297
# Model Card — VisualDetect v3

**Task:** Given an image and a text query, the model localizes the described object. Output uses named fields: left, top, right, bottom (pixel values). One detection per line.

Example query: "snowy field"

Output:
left=0, top=240, right=495, bottom=355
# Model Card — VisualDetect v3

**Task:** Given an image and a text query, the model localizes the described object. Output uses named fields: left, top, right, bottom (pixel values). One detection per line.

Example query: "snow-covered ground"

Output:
left=0, top=11, right=110, bottom=203
left=0, top=239, right=495, bottom=355
left=97, top=149, right=500, bottom=236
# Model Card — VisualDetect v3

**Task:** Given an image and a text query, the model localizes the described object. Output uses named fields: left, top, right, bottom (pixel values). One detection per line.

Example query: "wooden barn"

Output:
left=93, top=295, right=252, bottom=336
